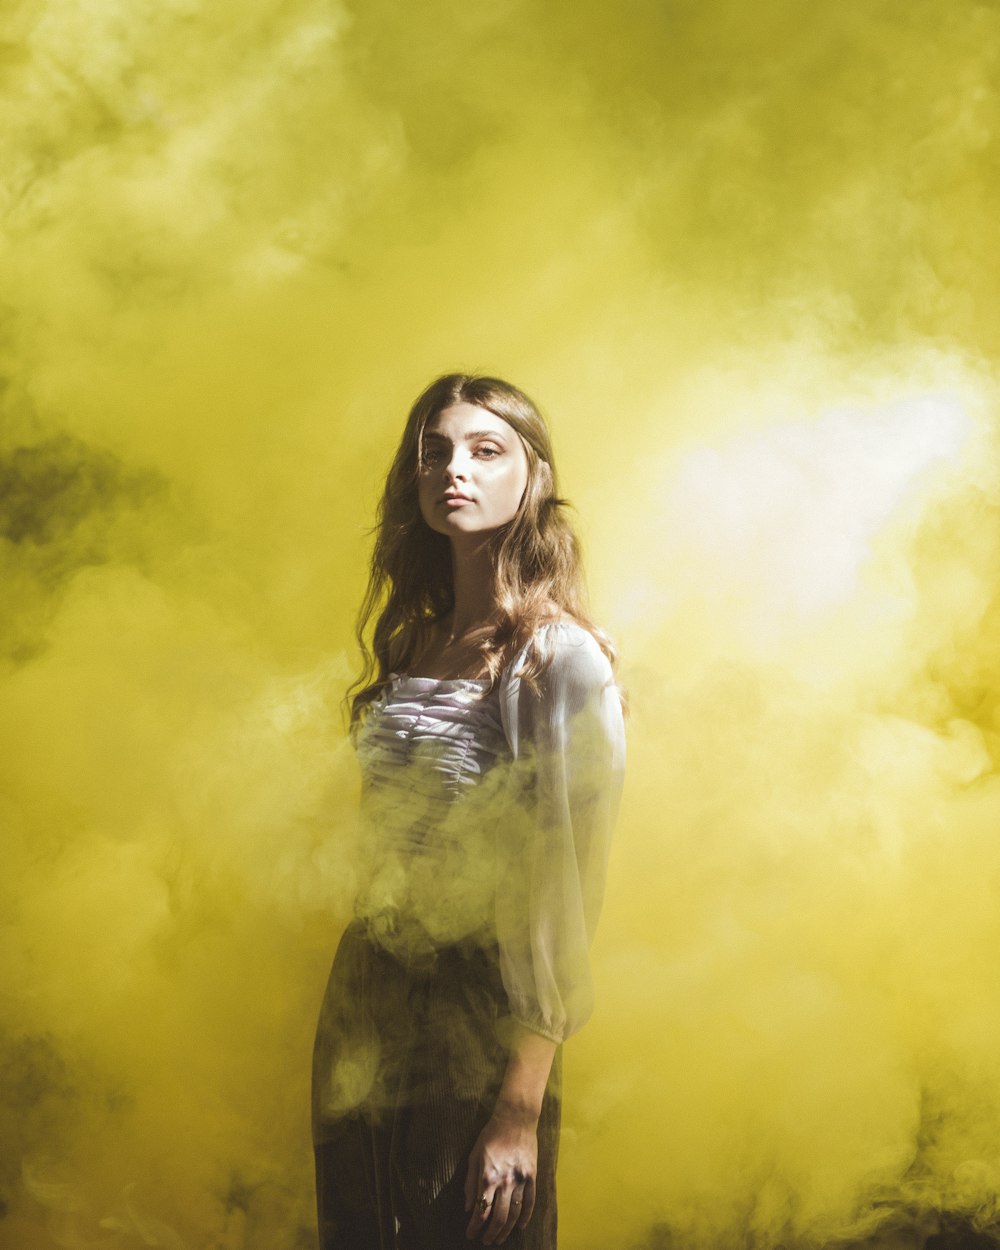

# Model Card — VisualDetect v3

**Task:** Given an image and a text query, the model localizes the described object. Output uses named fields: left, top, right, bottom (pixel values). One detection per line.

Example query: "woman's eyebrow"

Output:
left=423, top=429, right=509, bottom=443
left=466, top=429, right=508, bottom=442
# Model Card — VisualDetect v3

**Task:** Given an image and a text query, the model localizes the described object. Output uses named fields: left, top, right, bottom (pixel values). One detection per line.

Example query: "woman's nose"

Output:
left=444, top=455, right=469, bottom=482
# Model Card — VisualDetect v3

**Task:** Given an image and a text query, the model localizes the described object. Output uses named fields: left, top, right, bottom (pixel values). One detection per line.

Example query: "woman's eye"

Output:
left=476, top=445, right=501, bottom=458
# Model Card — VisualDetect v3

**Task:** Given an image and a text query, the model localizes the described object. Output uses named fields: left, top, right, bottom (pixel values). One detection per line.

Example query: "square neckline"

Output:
left=387, top=672, right=492, bottom=689
left=386, top=621, right=579, bottom=691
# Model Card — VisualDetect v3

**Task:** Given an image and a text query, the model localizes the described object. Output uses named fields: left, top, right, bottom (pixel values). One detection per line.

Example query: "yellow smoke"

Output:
left=2, top=1, right=999, bottom=1247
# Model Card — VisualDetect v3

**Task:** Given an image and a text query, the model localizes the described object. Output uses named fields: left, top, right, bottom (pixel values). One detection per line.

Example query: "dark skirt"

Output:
left=312, top=920, right=561, bottom=1250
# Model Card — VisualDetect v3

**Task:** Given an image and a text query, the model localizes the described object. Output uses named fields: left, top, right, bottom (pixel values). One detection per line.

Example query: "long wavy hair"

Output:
left=348, top=373, right=617, bottom=727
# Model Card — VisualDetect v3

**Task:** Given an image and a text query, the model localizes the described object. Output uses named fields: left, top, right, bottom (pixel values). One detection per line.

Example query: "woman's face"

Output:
left=417, top=403, right=530, bottom=542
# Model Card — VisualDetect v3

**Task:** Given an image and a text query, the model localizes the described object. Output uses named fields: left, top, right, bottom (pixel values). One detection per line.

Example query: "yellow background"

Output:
left=2, top=1, right=999, bottom=1247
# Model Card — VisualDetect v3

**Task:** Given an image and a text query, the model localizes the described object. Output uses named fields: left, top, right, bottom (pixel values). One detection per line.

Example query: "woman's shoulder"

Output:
left=508, top=612, right=615, bottom=687
left=499, top=614, right=622, bottom=751
left=536, top=615, right=604, bottom=653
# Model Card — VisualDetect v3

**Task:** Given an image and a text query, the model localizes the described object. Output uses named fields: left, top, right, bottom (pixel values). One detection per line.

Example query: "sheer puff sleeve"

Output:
left=496, top=621, right=626, bottom=1044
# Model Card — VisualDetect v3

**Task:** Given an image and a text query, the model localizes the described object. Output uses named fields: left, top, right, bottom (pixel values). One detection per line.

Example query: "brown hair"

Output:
left=348, top=373, right=616, bottom=726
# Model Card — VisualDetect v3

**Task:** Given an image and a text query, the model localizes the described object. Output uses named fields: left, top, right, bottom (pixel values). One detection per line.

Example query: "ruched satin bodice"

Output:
left=358, top=675, right=508, bottom=812
left=353, top=675, right=512, bottom=955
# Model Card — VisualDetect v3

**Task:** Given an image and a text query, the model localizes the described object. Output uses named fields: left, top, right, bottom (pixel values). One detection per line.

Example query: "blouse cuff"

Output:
left=508, top=1006, right=570, bottom=1046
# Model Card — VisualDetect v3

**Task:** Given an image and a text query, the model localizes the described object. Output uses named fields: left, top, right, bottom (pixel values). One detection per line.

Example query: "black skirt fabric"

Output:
left=312, top=920, right=561, bottom=1249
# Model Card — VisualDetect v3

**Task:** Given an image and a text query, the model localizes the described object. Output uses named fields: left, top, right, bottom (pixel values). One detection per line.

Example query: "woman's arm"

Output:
left=463, top=1026, right=558, bottom=1245
left=496, top=623, right=626, bottom=1042
left=465, top=623, right=625, bottom=1244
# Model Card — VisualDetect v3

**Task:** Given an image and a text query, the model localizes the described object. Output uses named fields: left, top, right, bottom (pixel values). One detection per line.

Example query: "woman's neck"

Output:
left=448, top=538, right=498, bottom=638
left=407, top=540, right=497, bottom=679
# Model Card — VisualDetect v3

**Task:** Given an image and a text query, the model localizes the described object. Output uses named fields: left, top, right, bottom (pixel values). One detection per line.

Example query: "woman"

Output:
left=312, top=373, right=625, bottom=1249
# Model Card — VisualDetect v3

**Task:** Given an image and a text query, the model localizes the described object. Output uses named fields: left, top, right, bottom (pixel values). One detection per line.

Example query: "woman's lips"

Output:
left=443, top=495, right=473, bottom=506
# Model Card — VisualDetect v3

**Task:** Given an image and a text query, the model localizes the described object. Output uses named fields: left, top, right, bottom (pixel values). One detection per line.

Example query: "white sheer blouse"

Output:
left=353, top=621, right=626, bottom=1043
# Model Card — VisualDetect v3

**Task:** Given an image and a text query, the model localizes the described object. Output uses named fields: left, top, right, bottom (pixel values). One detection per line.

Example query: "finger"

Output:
left=481, top=1187, right=512, bottom=1246
left=465, top=1188, right=494, bottom=1240
left=494, top=1185, right=526, bottom=1244
left=463, top=1153, right=477, bottom=1213
left=517, top=1176, right=536, bottom=1229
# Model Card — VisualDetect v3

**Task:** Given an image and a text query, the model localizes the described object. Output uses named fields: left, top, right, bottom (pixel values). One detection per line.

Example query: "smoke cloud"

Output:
left=2, top=0, right=999, bottom=1246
